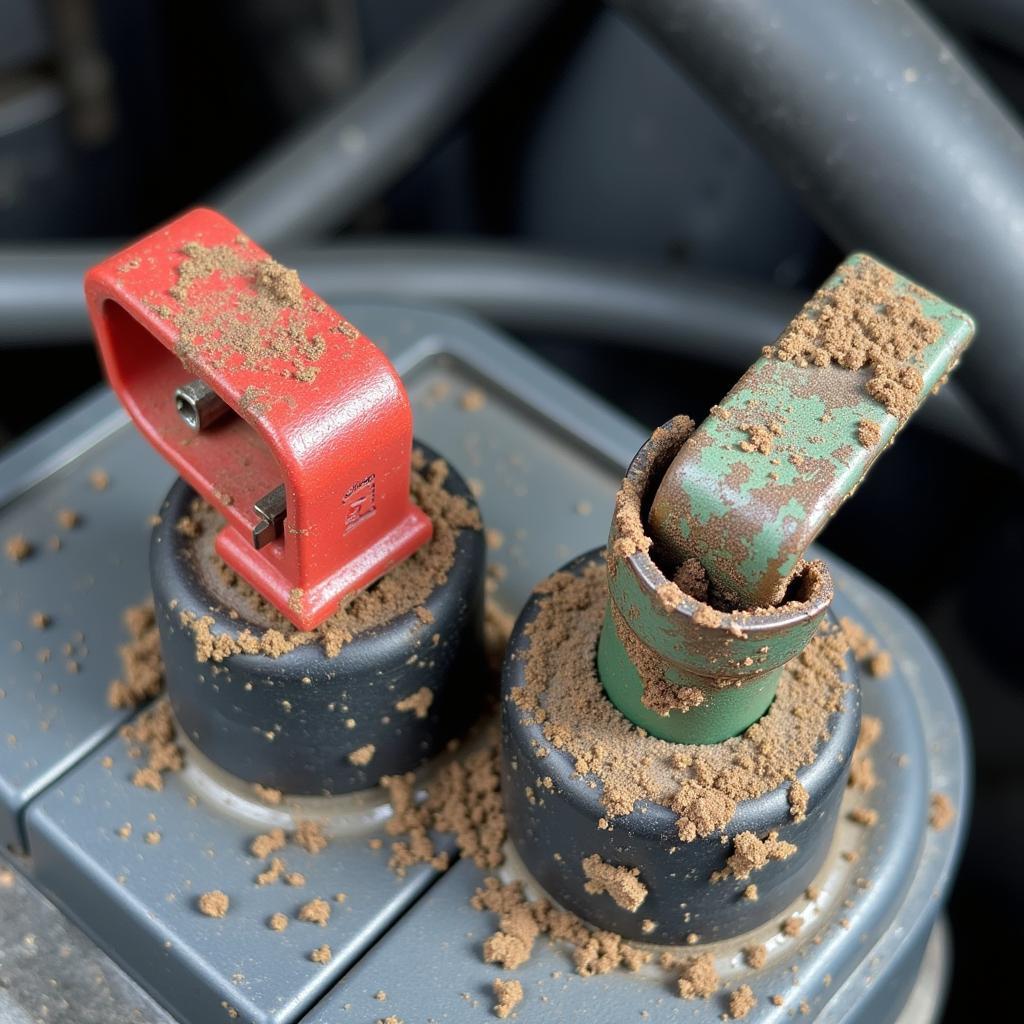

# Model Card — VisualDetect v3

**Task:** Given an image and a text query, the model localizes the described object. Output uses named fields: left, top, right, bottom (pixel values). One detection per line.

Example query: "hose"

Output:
left=608, top=0, right=1024, bottom=471
left=0, top=240, right=1001, bottom=461
left=0, top=248, right=96, bottom=342
left=925, top=0, right=1024, bottom=57
left=210, top=0, right=556, bottom=246
left=0, top=241, right=796, bottom=353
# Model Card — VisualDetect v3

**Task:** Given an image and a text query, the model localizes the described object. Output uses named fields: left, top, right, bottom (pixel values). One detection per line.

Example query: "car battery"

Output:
left=0, top=219, right=969, bottom=1024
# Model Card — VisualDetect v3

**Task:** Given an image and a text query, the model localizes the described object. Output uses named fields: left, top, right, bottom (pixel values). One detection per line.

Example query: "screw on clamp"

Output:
left=174, top=379, right=230, bottom=432
left=599, top=254, right=975, bottom=744
left=84, top=207, right=433, bottom=630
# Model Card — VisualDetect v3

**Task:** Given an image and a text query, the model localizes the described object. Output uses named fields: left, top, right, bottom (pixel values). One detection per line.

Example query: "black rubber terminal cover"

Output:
left=502, top=549, right=859, bottom=944
left=150, top=442, right=485, bottom=795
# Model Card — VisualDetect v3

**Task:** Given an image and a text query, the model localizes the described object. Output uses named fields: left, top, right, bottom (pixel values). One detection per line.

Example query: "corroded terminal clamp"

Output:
left=85, top=208, right=432, bottom=630
left=601, top=254, right=975, bottom=744
left=648, top=253, right=974, bottom=610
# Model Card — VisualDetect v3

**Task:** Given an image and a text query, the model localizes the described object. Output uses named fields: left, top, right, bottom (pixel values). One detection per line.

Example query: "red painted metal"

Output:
left=84, top=207, right=432, bottom=630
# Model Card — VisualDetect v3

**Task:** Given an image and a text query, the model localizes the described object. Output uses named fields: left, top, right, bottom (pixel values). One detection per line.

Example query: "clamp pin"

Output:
left=174, top=379, right=230, bottom=432
left=252, top=485, right=287, bottom=550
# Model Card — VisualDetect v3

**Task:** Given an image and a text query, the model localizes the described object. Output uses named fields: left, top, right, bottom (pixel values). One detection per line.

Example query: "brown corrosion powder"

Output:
left=255, top=857, right=285, bottom=886
left=347, top=743, right=375, bottom=767
left=250, top=829, right=287, bottom=860
left=107, top=603, right=163, bottom=709
left=788, top=781, right=809, bottom=822
left=5, top=535, right=32, bottom=562
left=120, top=700, right=182, bottom=791
left=56, top=508, right=80, bottom=530
left=739, top=421, right=782, bottom=455
left=929, top=792, right=956, bottom=830
left=849, top=806, right=879, bottom=827
left=293, top=820, right=328, bottom=855
left=581, top=854, right=648, bottom=912
left=472, top=877, right=650, bottom=977
left=766, top=256, right=944, bottom=419
left=297, top=898, right=331, bottom=926
left=165, top=241, right=342, bottom=385
left=197, top=890, right=229, bottom=918
left=253, top=783, right=282, bottom=806
left=612, top=603, right=704, bottom=717
left=395, top=686, right=434, bottom=719
left=611, top=416, right=693, bottom=566
left=841, top=617, right=893, bottom=678
left=492, top=978, right=523, bottom=1019
left=670, top=951, right=719, bottom=999
left=673, top=557, right=710, bottom=602
left=710, top=831, right=797, bottom=882
left=178, top=453, right=480, bottom=661
left=249, top=821, right=326, bottom=860
left=744, top=944, right=767, bottom=970
left=512, top=561, right=848, bottom=841
left=380, top=732, right=505, bottom=877
left=729, top=984, right=757, bottom=1019
left=857, top=420, right=881, bottom=448
left=849, top=715, right=882, bottom=792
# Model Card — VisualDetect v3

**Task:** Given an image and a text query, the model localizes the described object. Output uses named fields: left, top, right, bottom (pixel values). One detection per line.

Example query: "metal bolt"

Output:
left=174, top=380, right=230, bottom=432
left=252, top=485, right=287, bottom=550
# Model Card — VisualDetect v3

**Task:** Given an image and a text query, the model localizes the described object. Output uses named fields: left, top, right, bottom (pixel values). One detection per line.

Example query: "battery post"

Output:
left=82, top=208, right=485, bottom=797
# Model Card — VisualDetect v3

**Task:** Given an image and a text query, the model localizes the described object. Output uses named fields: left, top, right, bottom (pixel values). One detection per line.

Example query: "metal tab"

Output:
left=648, top=253, right=975, bottom=610
left=252, top=483, right=286, bottom=549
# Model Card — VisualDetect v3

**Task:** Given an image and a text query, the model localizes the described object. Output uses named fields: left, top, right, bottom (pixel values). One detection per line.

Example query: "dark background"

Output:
left=1, top=2, right=1019, bottom=1019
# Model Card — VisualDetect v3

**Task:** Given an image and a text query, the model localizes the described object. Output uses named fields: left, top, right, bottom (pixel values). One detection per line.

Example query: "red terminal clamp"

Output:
left=85, top=208, right=432, bottom=630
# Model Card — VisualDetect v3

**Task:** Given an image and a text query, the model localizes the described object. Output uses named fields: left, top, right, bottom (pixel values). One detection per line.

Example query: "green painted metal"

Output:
left=597, top=606, right=780, bottom=745
left=599, top=417, right=832, bottom=745
left=598, top=254, right=974, bottom=744
left=648, top=253, right=975, bottom=610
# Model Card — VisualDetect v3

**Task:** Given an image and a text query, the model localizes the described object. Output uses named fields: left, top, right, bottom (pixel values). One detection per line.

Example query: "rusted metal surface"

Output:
left=648, top=254, right=974, bottom=609
left=601, top=417, right=833, bottom=743
left=599, top=254, right=974, bottom=742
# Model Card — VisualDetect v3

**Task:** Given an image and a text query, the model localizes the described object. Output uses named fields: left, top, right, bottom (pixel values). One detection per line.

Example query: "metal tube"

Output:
left=0, top=240, right=1003, bottom=462
left=0, top=241, right=800, bottom=354
left=174, top=380, right=230, bottom=432
left=608, top=0, right=1024, bottom=471
left=0, top=248, right=103, bottom=342
left=925, top=0, right=1024, bottom=56
left=210, top=0, right=557, bottom=246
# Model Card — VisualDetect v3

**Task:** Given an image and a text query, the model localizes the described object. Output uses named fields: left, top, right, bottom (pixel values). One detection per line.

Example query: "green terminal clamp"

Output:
left=599, top=254, right=975, bottom=744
